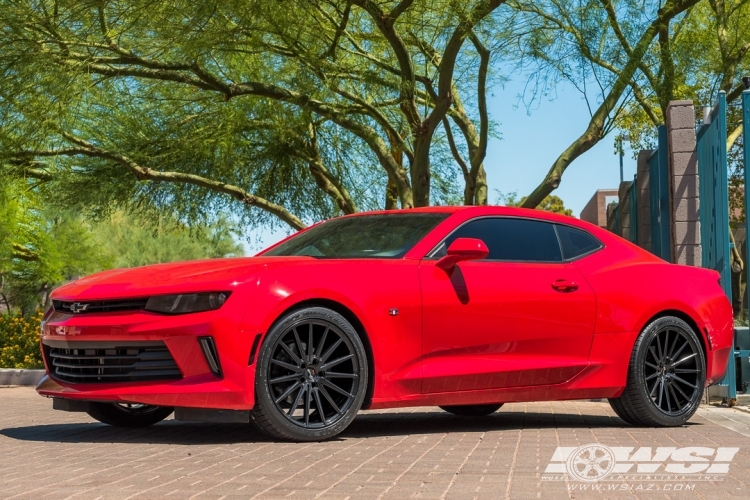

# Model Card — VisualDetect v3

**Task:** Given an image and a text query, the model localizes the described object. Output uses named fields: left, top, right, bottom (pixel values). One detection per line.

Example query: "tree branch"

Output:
left=14, top=135, right=307, bottom=230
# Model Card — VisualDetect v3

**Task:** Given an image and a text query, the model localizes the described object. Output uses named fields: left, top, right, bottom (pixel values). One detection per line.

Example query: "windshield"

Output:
left=263, top=213, right=449, bottom=258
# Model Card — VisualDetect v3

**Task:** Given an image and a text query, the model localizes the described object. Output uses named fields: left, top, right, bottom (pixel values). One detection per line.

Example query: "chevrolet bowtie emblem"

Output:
left=69, top=302, right=89, bottom=314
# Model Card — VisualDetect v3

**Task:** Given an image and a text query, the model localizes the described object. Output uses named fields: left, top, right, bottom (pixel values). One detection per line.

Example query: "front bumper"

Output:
left=36, top=308, right=259, bottom=410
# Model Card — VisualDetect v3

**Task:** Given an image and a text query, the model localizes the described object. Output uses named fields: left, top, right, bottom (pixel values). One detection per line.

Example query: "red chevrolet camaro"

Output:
left=37, top=206, right=732, bottom=441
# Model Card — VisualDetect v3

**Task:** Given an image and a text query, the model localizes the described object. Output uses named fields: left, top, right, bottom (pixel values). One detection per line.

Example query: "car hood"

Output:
left=50, top=257, right=315, bottom=301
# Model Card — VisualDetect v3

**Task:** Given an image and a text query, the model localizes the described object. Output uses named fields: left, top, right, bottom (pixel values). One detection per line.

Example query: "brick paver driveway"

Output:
left=2, top=387, right=750, bottom=499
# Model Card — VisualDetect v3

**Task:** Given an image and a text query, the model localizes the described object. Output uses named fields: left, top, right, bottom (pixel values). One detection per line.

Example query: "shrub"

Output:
left=0, top=310, right=44, bottom=369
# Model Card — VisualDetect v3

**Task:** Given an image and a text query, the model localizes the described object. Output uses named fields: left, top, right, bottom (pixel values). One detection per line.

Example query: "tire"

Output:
left=87, top=402, right=173, bottom=427
left=251, top=307, right=368, bottom=441
left=608, top=316, right=706, bottom=427
left=439, top=404, right=503, bottom=416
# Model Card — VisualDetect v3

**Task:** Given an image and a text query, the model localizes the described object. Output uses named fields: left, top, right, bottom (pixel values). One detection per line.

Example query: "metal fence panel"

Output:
left=649, top=125, right=671, bottom=260
left=628, top=176, right=638, bottom=244
left=697, top=91, right=732, bottom=299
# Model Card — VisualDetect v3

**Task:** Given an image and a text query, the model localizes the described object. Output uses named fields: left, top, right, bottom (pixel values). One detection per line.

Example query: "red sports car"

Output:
left=37, top=206, right=733, bottom=441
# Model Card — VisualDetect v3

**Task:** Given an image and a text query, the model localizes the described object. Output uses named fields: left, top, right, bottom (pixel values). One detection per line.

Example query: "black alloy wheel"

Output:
left=440, top=404, right=503, bottom=416
left=252, top=307, right=368, bottom=441
left=608, top=316, right=705, bottom=427
left=87, top=402, right=174, bottom=427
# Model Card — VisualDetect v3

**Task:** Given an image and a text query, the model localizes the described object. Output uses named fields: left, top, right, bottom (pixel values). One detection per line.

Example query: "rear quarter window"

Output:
left=555, top=224, right=602, bottom=260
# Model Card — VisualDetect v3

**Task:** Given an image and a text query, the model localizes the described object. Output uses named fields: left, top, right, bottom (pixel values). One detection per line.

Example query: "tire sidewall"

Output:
left=254, top=307, right=368, bottom=441
left=632, top=317, right=706, bottom=426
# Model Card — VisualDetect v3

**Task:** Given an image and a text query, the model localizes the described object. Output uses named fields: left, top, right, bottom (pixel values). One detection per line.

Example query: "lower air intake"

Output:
left=43, top=340, right=182, bottom=384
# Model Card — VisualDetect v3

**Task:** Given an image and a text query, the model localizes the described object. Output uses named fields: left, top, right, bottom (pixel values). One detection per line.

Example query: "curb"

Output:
left=0, top=369, right=45, bottom=386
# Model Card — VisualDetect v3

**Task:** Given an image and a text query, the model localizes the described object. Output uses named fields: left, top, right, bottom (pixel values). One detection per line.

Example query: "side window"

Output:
left=438, top=218, right=562, bottom=262
left=555, top=224, right=602, bottom=260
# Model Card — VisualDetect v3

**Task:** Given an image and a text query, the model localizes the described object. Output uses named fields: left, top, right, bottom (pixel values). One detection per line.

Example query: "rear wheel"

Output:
left=87, top=402, right=173, bottom=427
left=251, top=307, right=368, bottom=441
left=440, top=404, right=503, bottom=416
left=608, top=316, right=705, bottom=427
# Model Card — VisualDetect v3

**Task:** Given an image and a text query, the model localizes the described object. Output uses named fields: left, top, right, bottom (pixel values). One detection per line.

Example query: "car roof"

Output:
left=342, top=205, right=583, bottom=225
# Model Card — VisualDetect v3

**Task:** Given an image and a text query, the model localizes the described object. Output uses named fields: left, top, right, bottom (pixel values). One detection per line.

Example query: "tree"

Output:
left=508, top=0, right=701, bottom=207
left=0, top=179, right=242, bottom=312
left=0, top=0, right=510, bottom=231
left=496, top=191, right=573, bottom=215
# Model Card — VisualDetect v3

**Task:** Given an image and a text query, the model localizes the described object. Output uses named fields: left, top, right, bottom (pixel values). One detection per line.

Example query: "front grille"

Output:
left=53, top=299, right=148, bottom=315
left=43, top=340, right=182, bottom=384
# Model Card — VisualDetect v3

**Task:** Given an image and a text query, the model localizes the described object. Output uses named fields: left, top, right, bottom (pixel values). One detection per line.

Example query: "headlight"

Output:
left=145, top=292, right=229, bottom=314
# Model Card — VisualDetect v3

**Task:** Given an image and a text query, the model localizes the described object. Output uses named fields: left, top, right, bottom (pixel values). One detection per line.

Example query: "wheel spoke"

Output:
left=672, top=374, right=698, bottom=389
left=293, top=328, right=307, bottom=360
left=270, top=373, right=301, bottom=384
left=645, top=372, right=659, bottom=381
left=667, top=330, right=681, bottom=358
left=318, top=385, right=343, bottom=415
left=308, top=323, right=314, bottom=363
left=320, top=338, right=343, bottom=363
left=656, top=332, right=664, bottom=361
left=657, top=378, right=665, bottom=408
left=279, top=342, right=303, bottom=366
left=672, top=379, right=693, bottom=402
left=670, top=339, right=689, bottom=362
left=665, top=381, right=672, bottom=413
left=673, top=353, right=697, bottom=366
left=668, top=384, right=683, bottom=411
left=313, top=388, right=326, bottom=425
left=674, top=368, right=699, bottom=373
left=325, top=372, right=357, bottom=379
left=321, top=378, right=354, bottom=398
left=648, top=346, right=660, bottom=364
left=275, top=380, right=302, bottom=404
left=645, top=361, right=660, bottom=370
left=304, top=384, right=312, bottom=426
left=320, top=353, right=354, bottom=371
left=271, top=359, right=302, bottom=373
left=287, top=384, right=306, bottom=416
left=663, top=330, right=670, bottom=363
left=315, top=327, right=329, bottom=359
left=649, top=378, right=660, bottom=398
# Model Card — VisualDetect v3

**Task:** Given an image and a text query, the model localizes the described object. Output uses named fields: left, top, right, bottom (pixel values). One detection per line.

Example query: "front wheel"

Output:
left=251, top=307, right=368, bottom=441
left=608, top=316, right=706, bottom=427
left=440, top=404, right=503, bottom=416
left=87, top=402, right=173, bottom=427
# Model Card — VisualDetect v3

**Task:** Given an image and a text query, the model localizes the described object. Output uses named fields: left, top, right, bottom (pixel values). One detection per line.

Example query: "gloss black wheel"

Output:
left=608, top=316, right=705, bottom=427
left=251, top=307, right=367, bottom=441
left=87, top=402, right=173, bottom=427
left=439, top=404, right=503, bottom=416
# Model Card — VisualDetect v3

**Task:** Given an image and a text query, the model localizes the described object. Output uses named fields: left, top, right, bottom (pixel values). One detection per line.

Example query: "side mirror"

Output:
left=436, top=238, right=489, bottom=270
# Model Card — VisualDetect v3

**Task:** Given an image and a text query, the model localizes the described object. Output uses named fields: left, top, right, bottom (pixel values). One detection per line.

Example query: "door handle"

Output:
left=552, top=279, right=579, bottom=293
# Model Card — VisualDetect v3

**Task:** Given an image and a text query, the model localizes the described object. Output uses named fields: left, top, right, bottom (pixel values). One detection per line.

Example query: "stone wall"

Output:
left=665, top=101, right=701, bottom=266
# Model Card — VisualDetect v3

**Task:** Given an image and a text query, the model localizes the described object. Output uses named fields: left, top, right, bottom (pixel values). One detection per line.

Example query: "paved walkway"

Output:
left=1, top=386, right=750, bottom=499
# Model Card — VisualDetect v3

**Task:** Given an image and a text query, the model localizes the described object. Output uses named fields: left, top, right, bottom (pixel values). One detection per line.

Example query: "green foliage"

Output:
left=0, top=177, right=243, bottom=313
left=495, top=191, right=573, bottom=216
left=0, top=0, right=508, bottom=227
left=89, top=211, right=243, bottom=269
left=0, top=180, right=108, bottom=313
left=0, top=310, right=44, bottom=369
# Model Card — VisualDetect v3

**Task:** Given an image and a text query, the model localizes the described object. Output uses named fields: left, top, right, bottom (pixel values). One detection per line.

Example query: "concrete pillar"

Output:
left=666, top=101, right=701, bottom=266
left=636, top=151, right=652, bottom=252
left=580, top=189, right=618, bottom=228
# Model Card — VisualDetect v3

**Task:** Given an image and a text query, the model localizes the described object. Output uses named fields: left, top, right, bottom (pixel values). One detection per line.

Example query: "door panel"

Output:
left=419, top=260, right=596, bottom=393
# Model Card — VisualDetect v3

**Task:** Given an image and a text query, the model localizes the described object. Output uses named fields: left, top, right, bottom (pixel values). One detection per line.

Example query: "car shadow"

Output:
left=0, top=408, right=698, bottom=445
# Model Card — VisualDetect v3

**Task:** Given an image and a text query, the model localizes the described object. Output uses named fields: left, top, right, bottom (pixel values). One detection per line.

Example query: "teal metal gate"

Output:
left=649, top=126, right=671, bottom=260
left=697, top=92, right=732, bottom=297
left=628, top=176, right=638, bottom=244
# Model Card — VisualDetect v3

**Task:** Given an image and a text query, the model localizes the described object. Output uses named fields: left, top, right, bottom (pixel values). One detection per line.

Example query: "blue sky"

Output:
left=242, top=77, right=637, bottom=253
